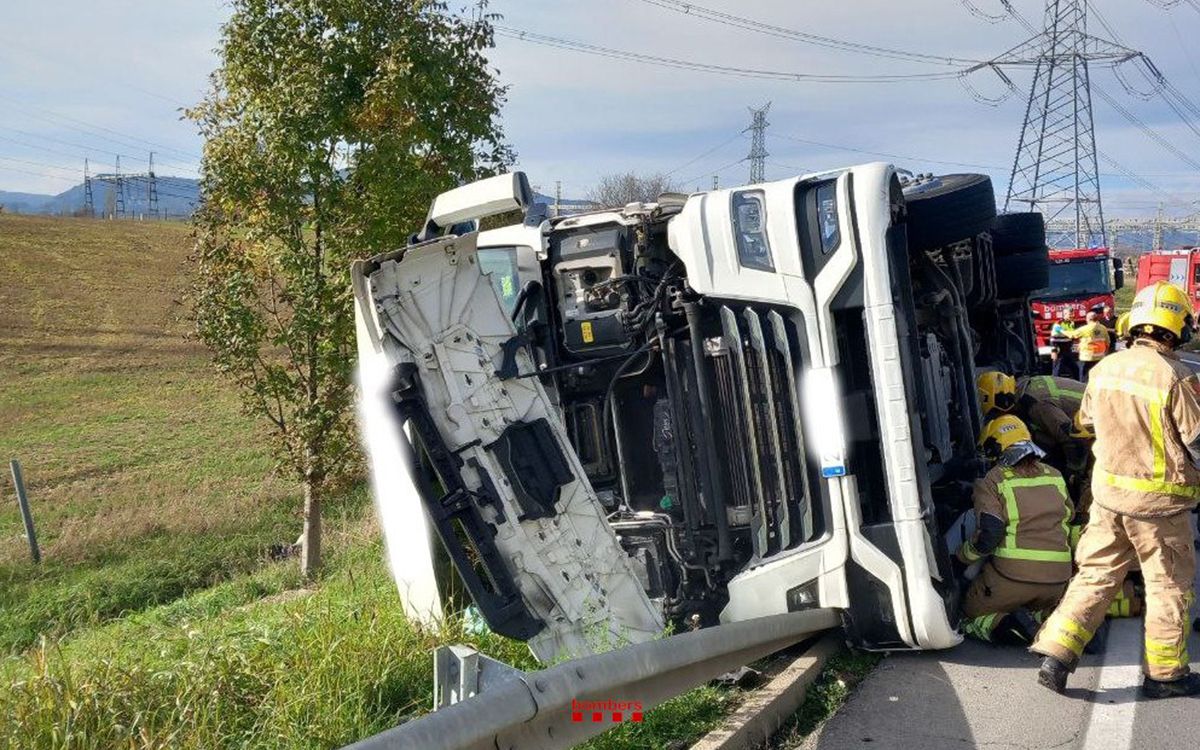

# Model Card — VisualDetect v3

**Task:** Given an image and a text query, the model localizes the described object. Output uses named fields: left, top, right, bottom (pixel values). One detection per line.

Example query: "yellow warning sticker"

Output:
left=581, top=321, right=595, bottom=344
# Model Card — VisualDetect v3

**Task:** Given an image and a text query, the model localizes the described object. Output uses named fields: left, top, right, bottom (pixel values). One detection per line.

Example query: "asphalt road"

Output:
left=804, top=356, right=1200, bottom=750
left=802, top=559, right=1200, bottom=750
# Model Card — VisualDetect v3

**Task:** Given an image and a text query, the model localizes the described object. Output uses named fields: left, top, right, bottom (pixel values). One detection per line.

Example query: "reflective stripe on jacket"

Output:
left=1080, top=340, right=1200, bottom=517
left=1017, top=376, right=1088, bottom=472
left=1019, top=375, right=1085, bottom=418
left=965, top=460, right=1074, bottom=584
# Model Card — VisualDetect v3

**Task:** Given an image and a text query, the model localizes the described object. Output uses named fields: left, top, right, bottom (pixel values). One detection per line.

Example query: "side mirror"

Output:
left=428, top=172, right=533, bottom=230
left=1112, top=257, right=1125, bottom=290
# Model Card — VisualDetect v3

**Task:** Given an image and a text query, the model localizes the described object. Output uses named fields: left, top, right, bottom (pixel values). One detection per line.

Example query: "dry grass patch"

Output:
left=0, top=215, right=305, bottom=653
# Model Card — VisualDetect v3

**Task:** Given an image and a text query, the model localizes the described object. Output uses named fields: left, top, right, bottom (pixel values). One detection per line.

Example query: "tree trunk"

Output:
left=300, top=474, right=322, bottom=578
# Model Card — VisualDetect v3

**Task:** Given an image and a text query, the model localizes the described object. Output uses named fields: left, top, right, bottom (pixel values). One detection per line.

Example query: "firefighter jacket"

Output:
left=1016, top=376, right=1087, bottom=471
left=1080, top=339, right=1200, bottom=517
left=1070, top=322, right=1111, bottom=362
left=958, top=459, right=1074, bottom=584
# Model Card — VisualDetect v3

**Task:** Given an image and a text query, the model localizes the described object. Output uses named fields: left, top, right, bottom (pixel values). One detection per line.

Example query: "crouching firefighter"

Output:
left=1033, top=281, right=1200, bottom=700
left=977, top=372, right=1091, bottom=504
left=958, top=416, right=1074, bottom=645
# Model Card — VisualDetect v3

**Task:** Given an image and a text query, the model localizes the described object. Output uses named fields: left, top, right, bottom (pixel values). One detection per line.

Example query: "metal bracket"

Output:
left=434, top=645, right=526, bottom=710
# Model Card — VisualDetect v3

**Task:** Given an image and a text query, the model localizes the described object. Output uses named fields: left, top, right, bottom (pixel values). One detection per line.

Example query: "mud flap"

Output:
left=353, top=234, right=664, bottom=662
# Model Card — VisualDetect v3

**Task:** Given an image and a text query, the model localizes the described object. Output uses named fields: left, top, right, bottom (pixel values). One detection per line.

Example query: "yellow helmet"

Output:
left=976, top=371, right=1017, bottom=415
left=978, top=415, right=1033, bottom=461
left=1129, top=282, right=1194, bottom=342
left=1115, top=311, right=1131, bottom=340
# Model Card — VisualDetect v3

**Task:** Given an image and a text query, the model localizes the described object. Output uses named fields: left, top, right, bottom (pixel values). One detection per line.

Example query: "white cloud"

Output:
left=2, top=0, right=1198, bottom=219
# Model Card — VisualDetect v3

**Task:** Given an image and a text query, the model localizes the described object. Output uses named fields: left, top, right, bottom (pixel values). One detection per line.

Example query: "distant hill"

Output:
left=0, top=182, right=593, bottom=220
left=0, top=176, right=199, bottom=218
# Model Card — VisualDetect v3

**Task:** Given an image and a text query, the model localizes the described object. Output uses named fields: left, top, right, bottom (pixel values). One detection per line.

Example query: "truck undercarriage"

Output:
left=353, top=165, right=1050, bottom=662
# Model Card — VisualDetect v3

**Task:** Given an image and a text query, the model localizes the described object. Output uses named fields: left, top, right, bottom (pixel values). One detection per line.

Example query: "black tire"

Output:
left=991, top=212, right=1047, bottom=257
left=902, top=174, right=997, bottom=252
left=995, top=246, right=1050, bottom=298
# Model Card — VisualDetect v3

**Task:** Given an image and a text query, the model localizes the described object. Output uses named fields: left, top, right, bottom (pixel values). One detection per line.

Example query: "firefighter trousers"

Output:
left=1031, top=505, right=1196, bottom=681
left=963, top=563, right=1066, bottom=642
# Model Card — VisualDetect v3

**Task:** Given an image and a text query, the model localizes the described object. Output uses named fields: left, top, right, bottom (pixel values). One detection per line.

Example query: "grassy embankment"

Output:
left=0, top=214, right=744, bottom=749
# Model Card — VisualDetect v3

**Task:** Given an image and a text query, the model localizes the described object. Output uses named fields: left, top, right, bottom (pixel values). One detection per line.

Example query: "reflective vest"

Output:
left=1019, top=375, right=1085, bottom=417
left=968, top=461, right=1074, bottom=584
left=1016, top=376, right=1088, bottom=471
left=1072, top=322, right=1111, bottom=362
left=1082, top=341, right=1200, bottom=517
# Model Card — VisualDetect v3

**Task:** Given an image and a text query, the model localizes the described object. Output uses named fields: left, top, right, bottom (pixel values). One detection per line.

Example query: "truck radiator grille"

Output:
left=709, top=305, right=813, bottom=560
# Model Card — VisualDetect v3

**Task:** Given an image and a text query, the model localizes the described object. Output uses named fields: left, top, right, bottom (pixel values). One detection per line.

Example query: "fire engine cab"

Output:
left=1030, top=247, right=1124, bottom=356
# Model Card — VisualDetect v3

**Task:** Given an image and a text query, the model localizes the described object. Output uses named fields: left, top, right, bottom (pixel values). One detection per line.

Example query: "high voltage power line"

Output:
left=633, top=0, right=985, bottom=67
left=492, top=26, right=965, bottom=83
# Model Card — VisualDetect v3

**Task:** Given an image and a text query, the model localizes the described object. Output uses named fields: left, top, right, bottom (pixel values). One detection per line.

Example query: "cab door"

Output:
left=352, top=233, right=664, bottom=663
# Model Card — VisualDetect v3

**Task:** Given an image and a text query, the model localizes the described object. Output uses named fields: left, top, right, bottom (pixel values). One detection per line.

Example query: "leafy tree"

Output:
left=189, top=0, right=512, bottom=576
left=587, top=172, right=677, bottom=208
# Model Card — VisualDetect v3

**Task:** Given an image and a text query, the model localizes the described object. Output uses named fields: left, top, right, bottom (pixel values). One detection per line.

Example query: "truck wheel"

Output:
left=991, top=212, right=1046, bottom=257
left=902, top=174, right=997, bottom=252
left=995, top=246, right=1050, bottom=298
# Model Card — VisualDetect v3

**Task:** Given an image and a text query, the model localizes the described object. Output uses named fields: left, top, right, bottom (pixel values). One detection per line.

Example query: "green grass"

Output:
left=0, top=214, right=739, bottom=749
left=1, top=526, right=736, bottom=750
left=1115, top=283, right=1135, bottom=313
left=0, top=214, right=303, bottom=654
left=768, top=649, right=884, bottom=749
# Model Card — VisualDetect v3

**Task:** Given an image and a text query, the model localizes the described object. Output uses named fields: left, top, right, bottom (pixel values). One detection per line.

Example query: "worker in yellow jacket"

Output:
left=958, top=416, right=1074, bottom=644
left=1032, top=282, right=1200, bottom=700
left=1069, top=311, right=1111, bottom=382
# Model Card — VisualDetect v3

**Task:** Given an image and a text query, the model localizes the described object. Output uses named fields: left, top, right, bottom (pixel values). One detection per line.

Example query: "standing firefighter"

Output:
left=1033, top=282, right=1200, bottom=699
left=958, top=416, right=1074, bottom=644
left=1070, top=310, right=1111, bottom=382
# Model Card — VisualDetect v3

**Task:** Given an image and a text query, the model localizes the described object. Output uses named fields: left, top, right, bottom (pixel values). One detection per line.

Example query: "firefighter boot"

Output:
left=994, top=608, right=1041, bottom=646
left=1141, top=672, right=1200, bottom=700
left=1038, top=656, right=1072, bottom=694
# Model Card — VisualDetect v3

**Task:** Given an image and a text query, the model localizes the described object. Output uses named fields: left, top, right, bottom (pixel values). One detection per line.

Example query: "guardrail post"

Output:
left=10, top=459, right=40, bottom=563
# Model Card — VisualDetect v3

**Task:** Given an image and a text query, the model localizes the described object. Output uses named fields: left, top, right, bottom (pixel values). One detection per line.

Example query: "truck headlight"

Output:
left=803, top=366, right=847, bottom=478
left=732, top=190, right=774, bottom=272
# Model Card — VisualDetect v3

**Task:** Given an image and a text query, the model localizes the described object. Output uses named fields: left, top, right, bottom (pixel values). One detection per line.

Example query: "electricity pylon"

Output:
left=984, top=0, right=1139, bottom=248
left=746, top=103, right=771, bottom=184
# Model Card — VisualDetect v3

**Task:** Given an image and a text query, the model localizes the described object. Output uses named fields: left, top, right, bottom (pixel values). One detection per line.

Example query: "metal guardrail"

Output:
left=343, top=609, right=839, bottom=750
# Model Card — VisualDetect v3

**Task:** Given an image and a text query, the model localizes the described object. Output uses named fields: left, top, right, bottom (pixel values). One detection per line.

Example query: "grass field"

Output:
left=0, top=214, right=752, bottom=749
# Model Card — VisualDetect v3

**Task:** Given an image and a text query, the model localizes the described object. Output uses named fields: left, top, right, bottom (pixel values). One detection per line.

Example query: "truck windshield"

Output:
left=1036, top=258, right=1111, bottom=300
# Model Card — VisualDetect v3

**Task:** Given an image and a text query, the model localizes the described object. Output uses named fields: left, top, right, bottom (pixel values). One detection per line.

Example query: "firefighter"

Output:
left=1032, top=281, right=1200, bottom=699
left=1049, top=314, right=1077, bottom=379
left=976, top=372, right=1089, bottom=497
left=1069, top=311, right=1111, bottom=382
left=1115, top=311, right=1132, bottom=350
left=958, top=416, right=1074, bottom=644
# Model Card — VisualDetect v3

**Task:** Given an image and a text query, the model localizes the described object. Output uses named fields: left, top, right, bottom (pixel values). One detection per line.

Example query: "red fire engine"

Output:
left=1029, top=247, right=1125, bottom=355
left=1136, top=248, right=1200, bottom=314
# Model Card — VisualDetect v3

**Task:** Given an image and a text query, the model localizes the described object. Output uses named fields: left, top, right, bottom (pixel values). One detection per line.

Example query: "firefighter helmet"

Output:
left=978, top=415, right=1034, bottom=462
left=977, top=371, right=1017, bottom=415
left=1129, top=282, right=1194, bottom=343
left=1115, top=311, right=1131, bottom=340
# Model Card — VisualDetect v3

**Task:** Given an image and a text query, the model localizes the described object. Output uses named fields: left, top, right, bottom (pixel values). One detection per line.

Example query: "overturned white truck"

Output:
left=352, top=165, right=1051, bottom=663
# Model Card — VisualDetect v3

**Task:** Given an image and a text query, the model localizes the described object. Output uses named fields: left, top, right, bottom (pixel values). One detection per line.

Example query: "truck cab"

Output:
left=352, top=165, right=1048, bottom=662
left=1029, top=247, right=1125, bottom=356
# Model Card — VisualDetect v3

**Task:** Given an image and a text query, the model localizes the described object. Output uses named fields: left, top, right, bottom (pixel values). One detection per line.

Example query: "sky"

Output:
left=2, top=0, right=1200, bottom=218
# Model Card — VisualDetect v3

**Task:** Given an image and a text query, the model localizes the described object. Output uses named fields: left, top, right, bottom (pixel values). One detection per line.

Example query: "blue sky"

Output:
left=2, top=0, right=1199, bottom=216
